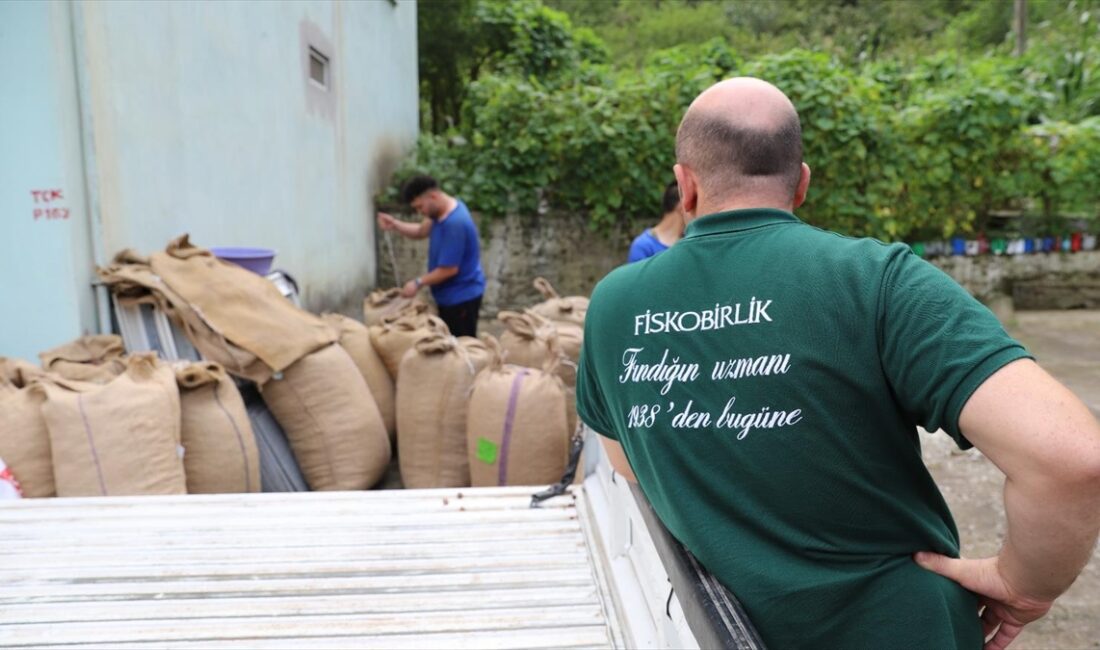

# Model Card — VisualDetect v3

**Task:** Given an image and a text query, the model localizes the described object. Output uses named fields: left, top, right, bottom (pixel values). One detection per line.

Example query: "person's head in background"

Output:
left=659, top=180, right=683, bottom=232
left=400, top=175, right=452, bottom=220
left=674, top=77, right=811, bottom=223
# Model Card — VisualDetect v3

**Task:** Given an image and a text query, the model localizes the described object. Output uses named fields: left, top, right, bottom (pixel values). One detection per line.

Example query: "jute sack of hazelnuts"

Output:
left=396, top=333, right=492, bottom=489
left=259, top=343, right=391, bottom=491
left=466, top=337, right=569, bottom=488
left=529, top=277, right=588, bottom=328
left=322, top=313, right=396, bottom=443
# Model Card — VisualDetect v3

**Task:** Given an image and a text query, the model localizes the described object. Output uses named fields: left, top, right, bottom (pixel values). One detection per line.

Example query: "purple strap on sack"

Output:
left=498, top=369, right=529, bottom=486
left=77, top=394, right=109, bottom=496
left=213, top=383, right=251, bottom=493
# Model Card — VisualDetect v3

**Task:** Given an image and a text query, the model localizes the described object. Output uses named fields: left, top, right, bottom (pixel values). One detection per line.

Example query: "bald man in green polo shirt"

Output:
left=576, top=78, right=1100, bottom=649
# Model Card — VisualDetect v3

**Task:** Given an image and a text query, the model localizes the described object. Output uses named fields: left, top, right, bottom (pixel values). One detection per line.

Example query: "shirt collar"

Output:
left=683, top=208, right=801, bottom=239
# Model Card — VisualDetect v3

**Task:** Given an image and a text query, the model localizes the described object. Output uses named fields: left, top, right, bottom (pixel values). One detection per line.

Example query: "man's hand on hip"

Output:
left=914, top=553, right=1053, bottom=650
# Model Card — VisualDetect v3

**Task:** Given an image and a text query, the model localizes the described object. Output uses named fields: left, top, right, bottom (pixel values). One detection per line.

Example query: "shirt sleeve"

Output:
left=576, top=316, right=618, bottom=440
left=434, top=219, right=467, bottom=268
left=877, top=248, right=1032, bottom=448
left=627, top=237, right=647, bottom=263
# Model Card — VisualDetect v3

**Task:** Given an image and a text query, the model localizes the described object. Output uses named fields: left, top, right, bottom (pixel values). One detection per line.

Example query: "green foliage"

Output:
left=890, top=57, right=1050, bottom=238
left=740, top=51, right=894, bottom=237
left=583, top=1, right=747, bottom=68
left=1027, top=117, right=1100, bottom=217
left=473, top=0, right=607, bottom=78
left=1020, top=2, right=1100, bottom=120
left=400, top=0, right=1100, bottom=241
left=417, top=0, right=601, bottom=132
left=550, top=0, right=1012, bottom=67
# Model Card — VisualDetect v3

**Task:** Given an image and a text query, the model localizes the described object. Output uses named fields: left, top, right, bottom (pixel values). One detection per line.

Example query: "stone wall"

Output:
left=930, top=251, right=1100, bottom=309
left=376, top=212, right=637, bottom=318
left=374, top=212, right=1100, bottom=317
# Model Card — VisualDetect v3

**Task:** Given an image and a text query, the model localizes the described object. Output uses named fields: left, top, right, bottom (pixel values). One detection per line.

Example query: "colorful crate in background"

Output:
left=911, top=233, right=1098, bottom=258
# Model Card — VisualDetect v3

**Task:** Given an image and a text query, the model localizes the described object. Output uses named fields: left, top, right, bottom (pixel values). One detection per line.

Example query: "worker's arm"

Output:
left=377, top=211, right=431, bottom=240
left=916, top=358, right=1100, bottom=650
left=599, top=434, right=637, bottom=482
left=400, top=265, right=459, bottom=298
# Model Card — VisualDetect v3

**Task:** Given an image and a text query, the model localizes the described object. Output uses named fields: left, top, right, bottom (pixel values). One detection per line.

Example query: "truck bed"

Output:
left=0, top=487, right=622, bottom=649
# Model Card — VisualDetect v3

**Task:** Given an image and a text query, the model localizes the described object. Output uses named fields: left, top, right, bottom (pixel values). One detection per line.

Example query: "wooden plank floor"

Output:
left=0, top=487, right=621, bottom=649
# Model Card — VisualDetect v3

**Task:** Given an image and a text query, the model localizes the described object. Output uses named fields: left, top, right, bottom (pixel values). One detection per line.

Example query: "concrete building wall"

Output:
left=0, top=0, right=418, bottom=362
left=78, top=0, right=418, bottom=308
left=0, top=1, right=98, bottom=362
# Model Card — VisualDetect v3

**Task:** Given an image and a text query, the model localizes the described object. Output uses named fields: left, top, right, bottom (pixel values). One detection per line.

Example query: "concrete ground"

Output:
left=922, top=310, right=1100, bottom=649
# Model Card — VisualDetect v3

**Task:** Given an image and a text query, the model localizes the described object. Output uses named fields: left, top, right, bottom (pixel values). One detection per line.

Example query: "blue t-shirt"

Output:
left=428, top=200, right=486, bottom=306
left=627, top=229, right=670, bottom=263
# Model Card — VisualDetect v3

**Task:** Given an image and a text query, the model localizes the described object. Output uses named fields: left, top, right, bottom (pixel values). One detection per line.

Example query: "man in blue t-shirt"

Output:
left=377, top=175, right=486, bottom=336
left=627, top=181, right=683, bottom=263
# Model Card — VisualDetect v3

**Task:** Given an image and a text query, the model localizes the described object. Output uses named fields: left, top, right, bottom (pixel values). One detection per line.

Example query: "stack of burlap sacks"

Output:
left=366, top=277, right=588, bottom=489
left=0, top=235, right=397, bottom=497
left=0, top=337, right=259, bottom=497
left=0, top=231, right=589, bottom=496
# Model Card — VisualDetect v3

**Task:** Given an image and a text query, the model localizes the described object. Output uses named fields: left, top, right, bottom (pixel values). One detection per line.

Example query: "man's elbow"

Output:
left=598, top=435, right=638, bottom=482
left=610, top=455, right=638, bottom=483
left=1051, top=422, right=1100, bottom=492
left=1075, top=441, right=1100, bottom=490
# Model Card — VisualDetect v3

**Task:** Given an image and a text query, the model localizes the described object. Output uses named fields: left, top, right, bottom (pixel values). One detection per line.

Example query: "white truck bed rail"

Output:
left=0, top=487, right=622, bottom=649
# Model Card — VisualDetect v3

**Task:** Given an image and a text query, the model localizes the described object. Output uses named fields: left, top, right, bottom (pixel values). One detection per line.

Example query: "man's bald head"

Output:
left=676, top=78, right=803, bottom=206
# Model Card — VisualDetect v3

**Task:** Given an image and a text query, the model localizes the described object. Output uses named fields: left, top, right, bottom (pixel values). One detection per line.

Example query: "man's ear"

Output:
left=793, top=162, right=811, bottom=209
left=674, top=163, right=698, bottom=218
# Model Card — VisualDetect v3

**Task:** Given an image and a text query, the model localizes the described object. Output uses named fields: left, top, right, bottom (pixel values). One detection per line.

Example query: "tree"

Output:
left=417, top=0, right=604, bottom=133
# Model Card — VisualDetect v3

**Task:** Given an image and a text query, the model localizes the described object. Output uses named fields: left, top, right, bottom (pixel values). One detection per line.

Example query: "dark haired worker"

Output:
left=376, top=175, right=486, bottom=337
left=628, top=181, right=684, bottom=263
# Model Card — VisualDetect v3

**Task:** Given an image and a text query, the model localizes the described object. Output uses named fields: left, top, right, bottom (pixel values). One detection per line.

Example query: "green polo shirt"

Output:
left=576, top=208, right=1031, bottom=649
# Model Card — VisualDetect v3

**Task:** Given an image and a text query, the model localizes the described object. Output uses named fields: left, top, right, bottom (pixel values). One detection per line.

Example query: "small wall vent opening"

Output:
left=308, top=47, right=329, bottom=89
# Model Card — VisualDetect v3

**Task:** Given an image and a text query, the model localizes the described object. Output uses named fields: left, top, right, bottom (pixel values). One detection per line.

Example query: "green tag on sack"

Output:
left=476, top=437, right=499, bottom=465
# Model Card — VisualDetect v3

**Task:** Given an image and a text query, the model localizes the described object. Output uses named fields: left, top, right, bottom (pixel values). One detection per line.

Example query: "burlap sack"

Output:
left=322, top=313, right=395, bottom=442
left=530, top=277, right=588, bottom=327
left=467, top=340, right=569, bottom=487
left=553, top=322, right=583, bottom=439
left=0, top=358, right=42, bottom=391
left=396, top=334, right=492, bottom=489
left=497, top=310, right=558, bottom=369
left=0, top=359, right=54, bottom=497
left=259, top=343, right=390, bottom=490
left=37, top=354, right=186, bottom=497
left=497, top=310, right=578, bottom=382
left=369, top=306, right=449, bottom=380
left=175, top=362, right=260, bottom=494
left=98, top=250, right=278, bottom=384
left=551, top=322, right=583, bottom=387
left=38, top=335, right=127, bottom=384
left=147, top=235, right=336, bottom=381
left=363, top=289, right=431, bottom=327
left=498, top=310, right=582, bottom=434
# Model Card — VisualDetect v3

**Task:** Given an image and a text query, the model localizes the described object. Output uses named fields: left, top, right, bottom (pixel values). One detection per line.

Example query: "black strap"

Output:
left=530, top=425, right=585, bottom=508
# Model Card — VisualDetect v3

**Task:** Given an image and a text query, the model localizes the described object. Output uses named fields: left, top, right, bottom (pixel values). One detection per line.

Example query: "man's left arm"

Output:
left=401, top=220, right=465, bottom=297
left=599, top=436, right=637, bottom=482
left=916, top=359, right=1100, bottom=650
left=876, top=249, right=1100, bottom=649
left=401, top=266, right=458, bottom=297
left=575, top=295, right=637, bottom=481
